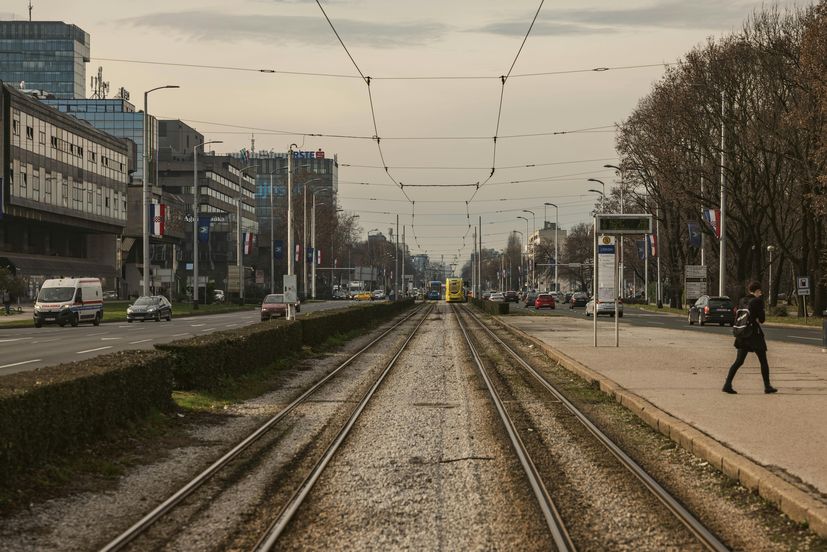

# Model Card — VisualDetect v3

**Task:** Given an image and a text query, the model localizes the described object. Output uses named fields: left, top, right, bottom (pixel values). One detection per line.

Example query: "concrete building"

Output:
left=529, top=221, right=568, bottom=291
left=158, top=121, right=257, bottom=298
left=0, top=21, right=90, bottom=99
left=0, top=83, right=130, bottom=296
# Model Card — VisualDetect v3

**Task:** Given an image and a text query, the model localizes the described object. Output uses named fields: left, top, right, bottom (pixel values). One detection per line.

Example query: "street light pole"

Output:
left=237, top=164, right=257, bottom=304
left=720, top=91, right=727, bottom=297
left=587, top=178, right=606, bottom=213
left=192, top=139, right=222, bottom=308
left=142, top=84, right=179, bottom=297
left=286, top=145, right=297, bottom=320
left=544, top=203, right=558, bottom=292
left=522, top=209, right=535, bottom=288
left=311, top=194, right=326, bottom=300
left=605, top=165, right=625, bottom=298
left=767, top=245, right=775, bottom=305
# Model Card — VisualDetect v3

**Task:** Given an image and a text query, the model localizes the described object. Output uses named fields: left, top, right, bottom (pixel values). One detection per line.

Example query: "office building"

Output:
left=0, top=21, right=90, bottom=99
left=0, top=82, right=130, bottom=296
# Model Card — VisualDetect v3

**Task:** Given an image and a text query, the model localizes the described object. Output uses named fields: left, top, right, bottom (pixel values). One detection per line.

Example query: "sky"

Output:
left=3, top=0, right=809, bottom=265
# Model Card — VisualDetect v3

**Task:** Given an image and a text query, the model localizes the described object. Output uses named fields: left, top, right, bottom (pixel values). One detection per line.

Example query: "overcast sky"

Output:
left=4, top=0, right=808, bottom=264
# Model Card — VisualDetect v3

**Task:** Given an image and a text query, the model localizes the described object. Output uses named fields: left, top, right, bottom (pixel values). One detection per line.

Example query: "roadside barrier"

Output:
left=470, top=297, right=510, bottom=315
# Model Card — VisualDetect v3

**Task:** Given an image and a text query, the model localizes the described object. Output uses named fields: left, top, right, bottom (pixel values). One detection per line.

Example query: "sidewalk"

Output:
left=497, top=313, right=827, bottom=532
left=0, top=305, right=32, bottom=325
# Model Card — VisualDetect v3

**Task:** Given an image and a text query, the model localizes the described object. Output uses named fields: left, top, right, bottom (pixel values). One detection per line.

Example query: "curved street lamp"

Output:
left=587, top=178, right=606, bottom=213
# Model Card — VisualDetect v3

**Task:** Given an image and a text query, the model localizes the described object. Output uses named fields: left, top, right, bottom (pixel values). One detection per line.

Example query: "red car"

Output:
left=261, top=293, right=300, bottom=321
left=534, top=293, right=556, bottom=309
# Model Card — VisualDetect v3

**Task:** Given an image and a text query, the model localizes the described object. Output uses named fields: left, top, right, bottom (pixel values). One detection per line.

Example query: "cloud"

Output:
left=474, top=0, right=761, bottom=36
left=119, top=10, right=448, bottom=48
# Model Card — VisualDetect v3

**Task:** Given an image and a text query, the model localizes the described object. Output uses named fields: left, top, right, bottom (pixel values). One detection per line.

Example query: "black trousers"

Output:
left=725, top=348, right=771, bottom=388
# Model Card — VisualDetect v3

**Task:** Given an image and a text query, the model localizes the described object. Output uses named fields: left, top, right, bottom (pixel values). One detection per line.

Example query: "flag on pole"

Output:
left=242, top=232, right=255, bottom=255
left=306, top=247, right=314, bottom=264
left=149, top=203, right=165, bottom=236
left=703, top=208, right=721, bottom=239
left=295, top=244, right=301, bottom=262
left=636, top=239, right=645, bottom=260
left=274, top=240, right=284, bottom=260
left=316, top=249, right=322, bottom=265
left=198, top=215, right=210, bottom=243
left=687, top=222, right=702, bottom=248
left=647, top=234, right=657, bottom=257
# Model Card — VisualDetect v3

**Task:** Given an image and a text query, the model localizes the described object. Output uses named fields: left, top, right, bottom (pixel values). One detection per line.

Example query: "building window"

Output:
left=50, top=136, right=58, bottom=148
left=39, top=131, right=46, bottom=144
left=77, top=146, right=84, bottom=157
left=88, top=151, right=97, bottom=163
left=26, top=126, right=34, bottom=140
left=12, top=120, right=19, bottom=135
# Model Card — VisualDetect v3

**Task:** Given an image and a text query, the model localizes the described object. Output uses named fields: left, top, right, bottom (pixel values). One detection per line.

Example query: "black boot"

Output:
left=722, top=384, right=737, bottom=394
left=764, top=386, right=778, bottom=394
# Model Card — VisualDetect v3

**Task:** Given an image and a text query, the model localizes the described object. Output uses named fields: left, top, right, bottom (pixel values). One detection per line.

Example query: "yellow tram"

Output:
left=445, top=277, right=466, bottom=303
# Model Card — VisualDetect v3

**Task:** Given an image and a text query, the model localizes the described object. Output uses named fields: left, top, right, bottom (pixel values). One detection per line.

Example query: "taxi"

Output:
left=354, top=291, right=373, bottom=301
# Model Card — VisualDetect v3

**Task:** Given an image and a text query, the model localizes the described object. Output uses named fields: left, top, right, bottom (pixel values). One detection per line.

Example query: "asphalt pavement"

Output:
left=0, top=300, right=360, bottom=376
left=511, top=303, right=824, bottom=348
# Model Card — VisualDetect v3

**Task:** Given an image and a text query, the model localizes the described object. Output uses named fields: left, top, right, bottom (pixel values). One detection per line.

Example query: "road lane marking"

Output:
left=101, top=337, right=122, bottom=341
left=225, top=323, right=238, bottom=327
left=788, top=336, right=821, bottom=341
left=0, top=337, right=33, bottom=343
left=191, top=323, right=205, bottom=327
left=200, top=328, right=216, bottom=332
left=129, top=339, right=152, bottom=344
left=76, top=346, right=113, bottom=354
left=172, top=333, right=190, bottom=337
left=87, top=332, right=108, bottom=336
left=0, top=359, right=42, bottom=369
left=32, top=338, right=61, bottom=344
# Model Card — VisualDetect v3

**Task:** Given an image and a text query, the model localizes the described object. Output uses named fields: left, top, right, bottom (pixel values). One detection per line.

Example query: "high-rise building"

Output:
left=0, top=21, right=90, bottom=99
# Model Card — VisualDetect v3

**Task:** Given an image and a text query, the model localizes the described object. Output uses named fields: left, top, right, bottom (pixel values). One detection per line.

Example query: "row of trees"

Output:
left=615, top=2, right=827, bottom=313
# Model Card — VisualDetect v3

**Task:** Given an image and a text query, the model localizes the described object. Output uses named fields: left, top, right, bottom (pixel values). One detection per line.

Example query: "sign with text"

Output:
left=685, top=265, right=708, bottom=301
left=596, top=214, right=653, bottom=235
left=797, top=276, right=810, bottom=296
left=227, top=265, right=240, bottom=293
left=597, top=235, right=616, bottom=303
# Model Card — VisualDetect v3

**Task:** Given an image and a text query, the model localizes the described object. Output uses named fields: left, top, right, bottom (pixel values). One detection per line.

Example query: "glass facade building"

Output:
left=41, top=98, right=156, bottom=185
left=0, top=21, right=90, bottom=99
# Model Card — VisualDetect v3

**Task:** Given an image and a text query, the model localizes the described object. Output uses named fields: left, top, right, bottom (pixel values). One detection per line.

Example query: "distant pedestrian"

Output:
left=723, top=281, right=777, bottom=394
left=2, top=289, right=10, bottom=315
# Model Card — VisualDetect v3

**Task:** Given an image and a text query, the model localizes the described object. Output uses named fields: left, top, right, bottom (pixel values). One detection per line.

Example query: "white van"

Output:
left=34, top=278, right=104, bottom=328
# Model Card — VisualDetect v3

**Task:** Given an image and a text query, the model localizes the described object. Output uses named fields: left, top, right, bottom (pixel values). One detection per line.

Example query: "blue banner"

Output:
left=198, top=215, right=211, bottom=243
left=688, top=222, right=702, bottom=248
left=306, top=247, right=314, bottom=264
left=637, top=239, right=645, bottom=260
left=274, top=240, right=284, bottom=260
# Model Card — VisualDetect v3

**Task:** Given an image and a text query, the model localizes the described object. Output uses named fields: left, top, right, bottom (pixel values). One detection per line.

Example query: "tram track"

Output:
left=99, top=303, right=431, bottom=552
left=453, top=304, right=729, bottom=552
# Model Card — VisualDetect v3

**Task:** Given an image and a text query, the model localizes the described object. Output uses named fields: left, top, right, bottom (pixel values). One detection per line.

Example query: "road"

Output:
left=0, top=300, right=360, bottom=376
left=512, top=303, right=824, bottom=347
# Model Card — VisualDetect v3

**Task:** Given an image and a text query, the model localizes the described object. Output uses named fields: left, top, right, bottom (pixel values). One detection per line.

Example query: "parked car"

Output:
left=260, top=293, right=300, bottom=320
left=102, top=290, right=118, bottom=300
left=127, top=295, right=172, bottom=322
left=523, top=291, right=538, bottom=307
left=564, top=292, right=573, bottom=304
left=535, top=293, right=556, bottom=309
left=213, top=289, right=226, bottom=303
left=482, top=291, right=492, bottom=300
left=504, top=290, right=519, bottom=303
left=569, top=292, right=588, bottom=308
left=373, top=289, right=386, bottom=300
left=332, top=288, right=349, bottom=300
left=585, top=297, right=624, bottom=317
left=489, top=292, right=506, bottom=302
left=689, top=295, right=735, bottom=326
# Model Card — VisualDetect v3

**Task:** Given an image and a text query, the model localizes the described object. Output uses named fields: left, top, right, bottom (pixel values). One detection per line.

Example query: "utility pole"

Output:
left=719, top=91, right=727, bottom=297
left=656, top=205, right=662, bottom=308
left=479, top=216, right=482, bottom=296
left=395, top=214, right=399, bottom=301
left=286, top=145, right=296, bottom=320
left=401, top=225, right=405, bottom=297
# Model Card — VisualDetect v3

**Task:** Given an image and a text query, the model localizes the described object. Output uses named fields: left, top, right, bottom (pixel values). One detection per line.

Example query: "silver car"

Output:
left=585, top=297, right=624, bottom=317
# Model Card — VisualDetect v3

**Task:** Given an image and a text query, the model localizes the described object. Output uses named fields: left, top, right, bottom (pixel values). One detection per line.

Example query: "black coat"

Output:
left=734, top=295, right=767, bottom=352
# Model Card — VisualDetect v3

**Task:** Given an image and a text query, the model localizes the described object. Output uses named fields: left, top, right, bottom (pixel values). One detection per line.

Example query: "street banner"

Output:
left=243, top=232, right=255, bottom=255
left=295, top=244, right=301, bottom=263
left=647, top=234, right=657, bottom=257
left=274, top=240, right=284, bottom=260
left=306, top=247, right=314, bottom=264
left=149, top=203, right=166, bottom=236
left=636, top=239, right=645, bottom=260
left=317, top=249, right=322, bottom=265
left=703, top=208, right=721, bottom=239
left=198, top=215, right=211, bottom=243
left=688, top=222, right=702, bottom=248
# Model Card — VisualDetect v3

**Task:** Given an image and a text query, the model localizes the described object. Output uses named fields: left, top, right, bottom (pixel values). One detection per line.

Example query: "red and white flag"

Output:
left=295, top=244, right=301, bottom=263
left=243, top=232, right=255, bottom=255
left=316, top=249, right=322, bottom=266
left=703, top=208, right=721, bottom=239
left=647, top=234, right=657, bottom=257
left=149, top=203, right=165, bottom=236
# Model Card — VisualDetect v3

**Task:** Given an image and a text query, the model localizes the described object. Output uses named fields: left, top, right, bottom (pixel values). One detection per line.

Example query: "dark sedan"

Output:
left=504, top=290, right=519, bottom=303
left=569, top=292, right=589, bottom=308
left=689, top=295, right=736, bottom=326
left=127, top=296, right=172, bottom=322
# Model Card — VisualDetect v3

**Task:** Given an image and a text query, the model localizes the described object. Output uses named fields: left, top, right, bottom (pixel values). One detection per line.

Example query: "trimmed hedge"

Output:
left=0, top=351, right=173, bottom=484
left=159, top=299, right=417, bottom=390
left=471, top=297, right=510, bottom=315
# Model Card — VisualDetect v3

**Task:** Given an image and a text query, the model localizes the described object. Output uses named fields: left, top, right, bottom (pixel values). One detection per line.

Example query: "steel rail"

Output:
left=254, top=302, right=435, bottom=550
left=461, top=305, right=729, bottom=552
left=453, top=305, right=576, bottom=552
left=100, top=304, right=426, bottom=552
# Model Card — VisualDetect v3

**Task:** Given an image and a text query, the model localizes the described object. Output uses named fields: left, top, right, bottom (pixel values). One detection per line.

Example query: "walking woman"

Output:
left=723, top=281, right=778, bottom=394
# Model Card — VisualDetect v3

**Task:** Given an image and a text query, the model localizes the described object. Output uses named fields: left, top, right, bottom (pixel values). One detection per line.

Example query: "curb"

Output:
left=494, top=314, right=827, bottom=538
left=631, top=307, right=820, bottom=330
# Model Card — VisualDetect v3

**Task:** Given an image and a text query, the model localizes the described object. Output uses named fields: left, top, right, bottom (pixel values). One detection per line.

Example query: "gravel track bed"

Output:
left=0, top=309, right=422, bottom=552
left=457, top=306, right=701, bottom=551
left=276, top=304, right=553, bottom=550
left=480, top=309, right=825, bottom=551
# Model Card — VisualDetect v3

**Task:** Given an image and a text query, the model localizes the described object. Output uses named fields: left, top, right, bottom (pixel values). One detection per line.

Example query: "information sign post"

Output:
left=797, top=276, right=810, bottom=323
left=283, top=274, right=298, bottom=321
